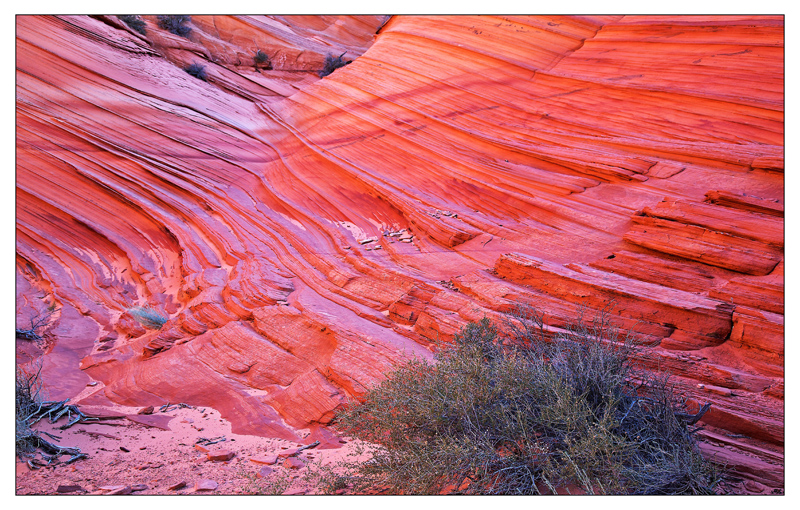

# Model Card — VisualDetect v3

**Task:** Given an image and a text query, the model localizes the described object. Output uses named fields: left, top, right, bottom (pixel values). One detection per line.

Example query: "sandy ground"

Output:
left=14, top=401, right=371, bottom=496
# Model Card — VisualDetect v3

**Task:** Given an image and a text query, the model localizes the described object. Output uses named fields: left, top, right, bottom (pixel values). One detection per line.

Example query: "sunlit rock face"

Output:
left=16, top=15, right=783, bottom=490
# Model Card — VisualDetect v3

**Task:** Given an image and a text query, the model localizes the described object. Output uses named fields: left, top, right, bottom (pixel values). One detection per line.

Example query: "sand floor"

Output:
left=14, top=402, right=371, bottom=496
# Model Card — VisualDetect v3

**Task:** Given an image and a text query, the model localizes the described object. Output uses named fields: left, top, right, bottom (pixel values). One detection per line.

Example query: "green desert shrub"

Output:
left=118, top=15, right=146, bottom=35
left=127, top=306, right=168, bottom=330
left=334, top=306, right=722, bottom=495
left=318, top=52, right=350, bottom=78
left=157, top=15, right=192, bottom=38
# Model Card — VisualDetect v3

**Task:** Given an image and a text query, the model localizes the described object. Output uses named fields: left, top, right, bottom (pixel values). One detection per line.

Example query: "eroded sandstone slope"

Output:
left=16, top=15, right=783, bottom=490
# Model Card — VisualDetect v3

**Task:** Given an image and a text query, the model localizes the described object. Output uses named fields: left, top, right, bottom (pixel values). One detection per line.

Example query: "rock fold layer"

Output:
left=16, top=15, right=783, bottom=491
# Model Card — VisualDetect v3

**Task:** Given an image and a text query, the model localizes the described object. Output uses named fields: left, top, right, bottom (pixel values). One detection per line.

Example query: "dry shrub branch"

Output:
left=334, top=305, right=722, bottom=494
left=16, top=363, right=87, bottom=469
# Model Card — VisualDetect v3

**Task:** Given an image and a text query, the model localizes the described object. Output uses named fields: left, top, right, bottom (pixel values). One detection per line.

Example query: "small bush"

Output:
left=16, top=364, right=44, bottom=458
left=184, top=62, right=208, bottom=82
left=16, top=363, right=86, bottom=466
left=318, top=52, right=350, bottom=78
left=127, top=306, right=168, bottom=329
left=254, top=50, right=270, bottom=65
left=157, top=15, right=191, bottom=38
left=334, top=306, right=722, bottom=495
left=16, top=307, right=55, bottom=344
left=118, top=15, right=146, bottom=35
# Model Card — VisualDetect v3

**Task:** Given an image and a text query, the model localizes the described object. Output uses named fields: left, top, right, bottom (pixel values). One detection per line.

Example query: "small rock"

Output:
left=168, top=481, right=187, bottom=491
left=283, top=457, right=304, bottom=470
left=194, top=479, right=218, bottom=492
left=87, top=381, right=98, bottom=387
left=99, top=485, right=126, bottom=491
left=256, top=466, right=274, bottom=478
left=283, top=488, right=307, bottom=495
left=250, top=455, right=279, bottom=465
left=207, top=450, right=235, bottom=462
left=138, top=405, right=154, bottom=415
left=708, top=385, right=733, bottom=397
left=56, top=484, right=83, bottom=493
left=135, top=462, right=163, bottom=470
left=277, top=448, right=299, bottom=459
left=120, top=446, right=130, bottom=452
left=194, top=444, right=210, bottom=453
left=131, top=484, right=148, bottom=492
left=108, top=486, right=132, bottom=495
left=744, top=480, right=767, bottom=493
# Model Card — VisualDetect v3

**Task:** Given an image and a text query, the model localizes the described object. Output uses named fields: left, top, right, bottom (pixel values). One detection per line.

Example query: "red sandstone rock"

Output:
left=56, top=484, right=84, bottom=493
left=193, top=479, right=218, bottom=492
left=256, top=466, right=274, bottom=478
left=168, top=481, right=187, bottom=491
left=276, top=449, right=300, bottom=459
left=104, top=485, right=133, bottom=495
left=250, top=455, right=279, bottom=465
left=283, top=457, right=305, bottom=470
left=15, top=15, right=784, bottom=491
left=207, top=450, right=235, bottom=462
left=126, top=414, right=175, bottom=430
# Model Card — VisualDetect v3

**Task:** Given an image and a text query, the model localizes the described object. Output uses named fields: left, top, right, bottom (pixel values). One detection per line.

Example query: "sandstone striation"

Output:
left=16, top=15, right=783, bottom=491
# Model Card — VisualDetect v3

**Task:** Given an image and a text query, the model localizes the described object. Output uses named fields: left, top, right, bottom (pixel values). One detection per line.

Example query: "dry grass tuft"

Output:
left=127, top=306, right=168, bottom=329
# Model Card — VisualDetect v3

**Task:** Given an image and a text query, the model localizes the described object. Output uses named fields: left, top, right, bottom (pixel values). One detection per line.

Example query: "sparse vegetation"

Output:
left=302, top=457, right=372, bottom=495
left=16, top=363, right=86, bottom=468
left=15, top=364, right=43, bottom=459
left=333, top=306, right=722, bottom=494
left=237, top=467, right=294, bottom=495
left=16, top=307, right=56, bottom=344
left=118, top=15, right=146, bottom=35
left=318, top=52, right=350, bottom=78
left=184, top=61, right=208, bottom=81
left=254, top=50, right=270, bottom=65
left=157, top=15, right=192, bottom=38
left=128, top=306, right=168, bottom=329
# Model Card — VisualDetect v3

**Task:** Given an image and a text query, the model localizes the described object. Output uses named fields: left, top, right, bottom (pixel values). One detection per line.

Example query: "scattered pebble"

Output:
left=249, top=455, right=278, bottom=465
left=56, top=484, right=83, bottom=493
left=168, top=481, right=187, bottom=491
left=283, top=457, right=304, bottom=470
left=194, top=479, right=218, bottom=492
left=256, top=466, right=274, bottom=478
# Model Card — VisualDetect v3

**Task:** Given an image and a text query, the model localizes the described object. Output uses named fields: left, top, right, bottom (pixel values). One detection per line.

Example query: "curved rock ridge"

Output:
left=16, top=15, right=783, bottom=491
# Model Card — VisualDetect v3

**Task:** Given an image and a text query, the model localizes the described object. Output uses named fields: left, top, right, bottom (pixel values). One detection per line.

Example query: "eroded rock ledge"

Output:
left=16, top=15, right=783, bottom=492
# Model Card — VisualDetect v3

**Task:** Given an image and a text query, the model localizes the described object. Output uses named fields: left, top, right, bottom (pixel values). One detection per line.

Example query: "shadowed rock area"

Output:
left=16, top=15, right=783, bottom=492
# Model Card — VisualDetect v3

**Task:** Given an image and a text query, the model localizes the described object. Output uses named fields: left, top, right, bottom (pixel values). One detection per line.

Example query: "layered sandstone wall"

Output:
left=16, top=15, right=783, bottom=490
